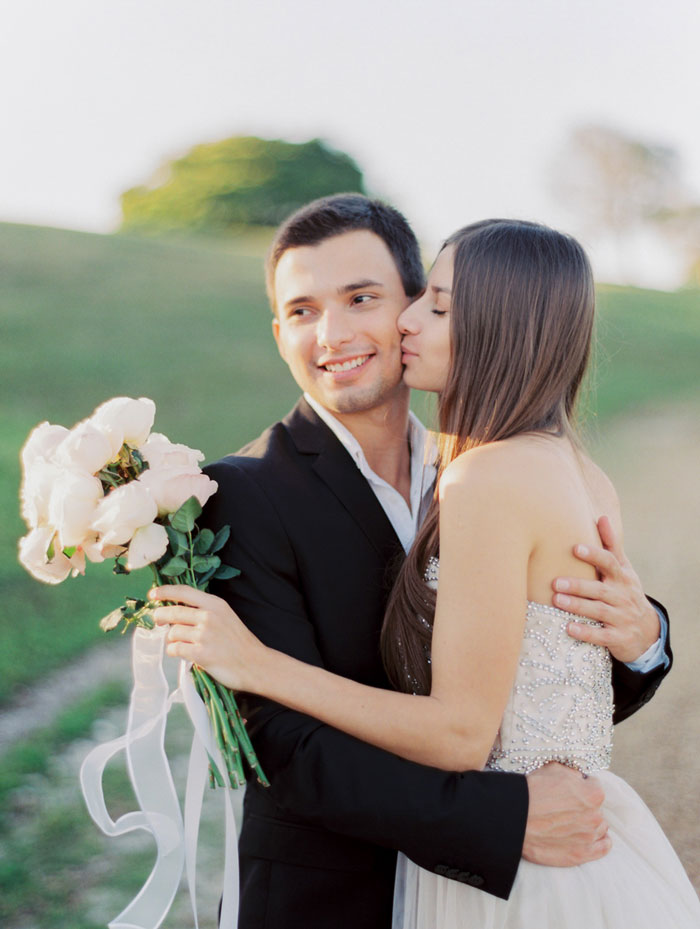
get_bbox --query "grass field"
[2,221,699,703]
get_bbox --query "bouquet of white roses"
[18,396,268,790]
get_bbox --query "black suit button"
[445,868,461,880]
[467,874,485,887]
[456,871,471,883]
[434,864,449,876]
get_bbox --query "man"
[202,195,670,928]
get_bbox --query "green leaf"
[193,528,215,554]
[191,554,220,574]
[131,448,149,474]
[213,564,241,581]
[210,525,231,553]
[168,496,202,533]
[196,566,218,589]
[63,545,77,558]
[165,525,188,556]
[125,597,146,611]
[160,556,188,577]
[99,607,125,632]
[113,557,129,575]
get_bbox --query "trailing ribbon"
[79,625,239,929]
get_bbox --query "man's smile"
[318,353,374,374]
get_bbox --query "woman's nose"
[398,302,420,334]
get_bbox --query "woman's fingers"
[149,585,218,609]
[165,622,200,644]
[166,639,198,662]
[153,604,203,627]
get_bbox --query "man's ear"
[271,317,287,363]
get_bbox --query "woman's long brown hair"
[380,219,595,695]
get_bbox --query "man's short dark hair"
[266,194,425,312]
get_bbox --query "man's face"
[272,230,412,416]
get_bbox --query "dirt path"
[591,398,700,890]
[2,398,699,905]
[0,637,130,754]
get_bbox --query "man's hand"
[553,516,660,664]
[523,764,611,866]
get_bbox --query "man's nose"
[316,308,354,349]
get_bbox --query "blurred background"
[1,1,699,926]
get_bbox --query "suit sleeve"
[610,597,672,724]
[201,459,528,900]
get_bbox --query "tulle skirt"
[393,771,700,928]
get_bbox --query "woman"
[153,220,700,926]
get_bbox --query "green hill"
[1,222,699,700]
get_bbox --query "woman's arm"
[155,450,532,772]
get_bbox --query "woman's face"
[398,245,453,393]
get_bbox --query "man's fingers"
[553,593,617,625]
[569,543,622,580]
[567,620,613,648]
[588,834,613,862]
[597,515,628,566]
[553,576,620,607]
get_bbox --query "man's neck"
[330,395,412,500]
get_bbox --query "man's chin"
[316,381,407,416]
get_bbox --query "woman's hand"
[150,585,268,692]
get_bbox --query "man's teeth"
[324,355,369,372]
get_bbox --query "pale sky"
[2,0,699,286]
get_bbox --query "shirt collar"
[303,392,437,484]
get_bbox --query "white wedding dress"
[393,561,700,928]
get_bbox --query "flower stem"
[216,682,270,787]
[193,666,246,787]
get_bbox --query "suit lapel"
[283,399,405,564]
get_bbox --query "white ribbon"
[80,625,240,929]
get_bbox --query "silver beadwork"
[415,559,614,775]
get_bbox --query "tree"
[551,124,698,284]
[120,136,366,233]
[551,125,684,239]
[655,205,700,287]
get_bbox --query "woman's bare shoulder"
[438,436,556,508]
[441,435,561,484]
[576,450,622,528]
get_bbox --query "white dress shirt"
[303,393,667,671]
[304,393,436,553]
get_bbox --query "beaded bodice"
[424,558,613,775]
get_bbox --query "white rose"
[81,536,126,564]
[20,458,62,529]
[48,470,105,549]
[68,548,87,576]
[138,468,217,517]
[18,527,72,585]
[54,420,115,475]
[126,523,169,571]
[90,397,156,459]
[20,421,69,471]
[138,432,204,472]
[91,481,158,547]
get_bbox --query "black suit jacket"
[202,399,671,929]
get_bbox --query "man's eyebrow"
[338,279,384,294]
[282,280,384,310]
[283,295,314,310]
